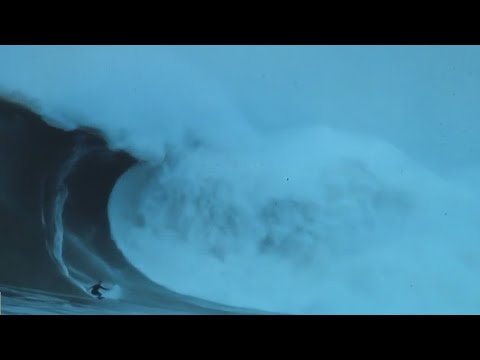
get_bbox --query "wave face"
[0,98,243,314]
[1,46,480,314]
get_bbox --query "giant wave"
[1,45,480,314]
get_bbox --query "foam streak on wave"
[47,140,97,294]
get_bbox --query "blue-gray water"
[0,45,479,314]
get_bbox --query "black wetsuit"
[90,283,108,299]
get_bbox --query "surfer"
[89,281,109,300]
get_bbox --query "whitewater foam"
[107,123,480,313]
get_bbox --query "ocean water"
[1,45,479,314]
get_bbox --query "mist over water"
[1,45,480,314]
